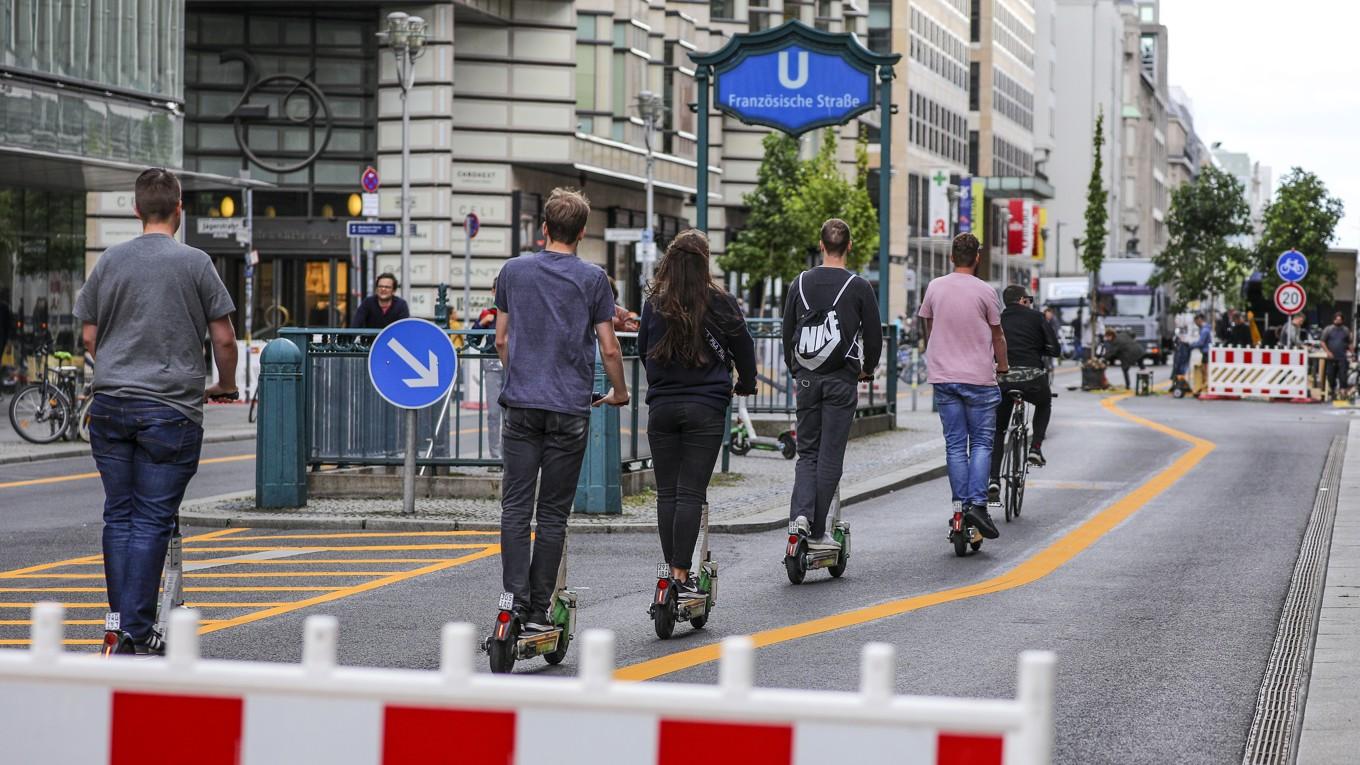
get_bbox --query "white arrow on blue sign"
[1276,249,1308,283]
[367,318,458,409]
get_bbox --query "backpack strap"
[830,273,856,307]
[797,271,810,311]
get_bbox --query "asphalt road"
[0,391,1345,763]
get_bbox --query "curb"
[0,431,255,466]
[180,459,948,535]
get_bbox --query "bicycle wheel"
[8,384,72,444]
[1012,428,1030,518]
[1006,428,1025,520]
[999,435,1014,522]
[75,395,94,442]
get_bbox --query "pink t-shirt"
[917,272,1001,386]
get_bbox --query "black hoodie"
[637,290,757,411]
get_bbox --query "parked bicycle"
[8,343,91,444]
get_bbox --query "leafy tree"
[1151,165,1253,312]
[1256,167,1345,306]
[1081,108,1109,354]
[784,128,879,274]
[720,133,804,288]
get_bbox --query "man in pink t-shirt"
[917,233,1009,539]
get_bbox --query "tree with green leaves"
[784,128,879,274]
[1151,165,1253,313]
[1081,108,1109,354]
[720,133,805,296]
[1256,167,1345,307]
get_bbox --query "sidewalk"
[0,401,255,464]
[183,407,948,533]
[1297,420,1360,761]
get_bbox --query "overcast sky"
[1159,0,1360,249]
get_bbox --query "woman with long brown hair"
[637,229,756,594]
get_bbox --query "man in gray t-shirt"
[491,187,628,631]
[74,168,238,655]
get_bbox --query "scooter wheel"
[778,433,797,460]
[488,639,515,674]
[689,613,709,630]
[728,434,751,456]
[653,594,676,640]
[970,540,983,552]
[544,631,570,665]
[785,549,807,585]
[952,533,968,558]
[1172,387,1185,399]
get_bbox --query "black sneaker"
[133,630,166,656]
[964,504,1000,539]
[677,576,703,598]
[987,481,1001,502]
[1028,445,1046,467]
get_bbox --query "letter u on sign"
[779,51,809,89]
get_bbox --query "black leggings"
[647,401,726,570]
[990,378,1052,480]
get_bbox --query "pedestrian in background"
[75,168,238,655]
[476,277,504,464]
[351,273,409,329]
[1278,313,1306,347]
[782,219,882,548]
[494,188,628,631]
[638,229,756,591]
[1322,312,1353,400]
[1102,329,1145,389]
[918,232,1005,540]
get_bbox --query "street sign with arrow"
[367,318,458,409]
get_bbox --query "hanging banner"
[928,169,951,238]
[957,177,973,235]
[1033,205,1046,261]
[972,179,985,245]
[1007,199,1026,254]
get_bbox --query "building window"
[576,46,597,111]
[968,130,979,176]
[969,62,980,110]
[711,0,734,19]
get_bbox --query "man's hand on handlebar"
[205,383,239,403]
[593,387,629,408]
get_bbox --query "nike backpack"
[790,271,858,373]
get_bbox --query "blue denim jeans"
[88,395,203,641]
[933,383,1001,507]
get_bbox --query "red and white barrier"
[0,604,1055,765]
[1204,345,1310,401]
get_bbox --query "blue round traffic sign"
[1275,249,1308,283]
[361,166,380,194]
[368,319,458,409]
[464,213,480,240]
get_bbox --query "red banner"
[1007,199,1026,255]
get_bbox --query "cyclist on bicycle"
[988,286,1060,502]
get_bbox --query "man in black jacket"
[351,273,410,329]
[782,219,882,546]
[988,286,1060,500]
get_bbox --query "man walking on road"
[75,168,238,654]
[782,219,882,546]
[1322,312,1353,400]
[494,188,628,631]
[918,233,1007,539]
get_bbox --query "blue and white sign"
[368,319,458,409]
[715,46,874,135]
[348,221,398,238]
[1276,248,1308,283]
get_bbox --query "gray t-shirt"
[74,233,235,424]
[494,250,615,416]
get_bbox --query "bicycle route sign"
[1275,249,1308,283]
[1274,282,1307,315]
[368,318,458,409]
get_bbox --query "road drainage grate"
[1241,434,1344,764]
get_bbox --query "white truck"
[1039,277,1091,359]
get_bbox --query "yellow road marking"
[615,392,1215,682]
[181,544,494,552]
[0,528,245,578]
[197,545,503,635]
[0,454,254,490]
[179,558,456,565]
[0,602,293,609]
[0,619,226,626]
[0,639,102,646]
[4,572,418,579]
[0,586,345,593]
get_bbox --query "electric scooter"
[783,488,850,584]
[729,396,796,460]
[484,535,578,674]
[101,515,184,656]
[650,503,716,639]
[948,504,985,557]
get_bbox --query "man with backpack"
[782,218,882,546]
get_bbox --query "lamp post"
[379,11,428,304]
[636,91,665,287]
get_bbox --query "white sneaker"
[808,533,840,550]
[792,516,811,536]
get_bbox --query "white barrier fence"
[0,604,1055,765]
[1205,345,1310,401]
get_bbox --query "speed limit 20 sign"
[1274,282,1307,315]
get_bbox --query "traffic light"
[434,283,449,325]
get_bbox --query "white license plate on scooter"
[656,563,670,579]
[104,613,120,631]
[496,592,515,611]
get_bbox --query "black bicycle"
[8,344,85,444]
[997,391,1031,522]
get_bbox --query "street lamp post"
[379,12,428,305]
[636,91,665,287]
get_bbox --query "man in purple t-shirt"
[917,233,1009,539]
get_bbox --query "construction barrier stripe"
[1207,345,1309,400]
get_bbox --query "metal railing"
[744,318,898,418]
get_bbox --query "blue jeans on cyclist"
[88,395,203,643]
[933,383,1000,508]
[989,375,1053,484]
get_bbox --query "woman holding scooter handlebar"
[638,230,756,636]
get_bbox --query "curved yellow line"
[615,393,1215,681]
